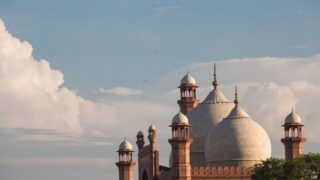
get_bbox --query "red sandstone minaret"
[136,130,144,179]
[169,112,193,180]
[116,138,136,180]
[148,125,160,179]
[178,72,199,114]
[281,109,306,160]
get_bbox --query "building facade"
[116,65,306,180]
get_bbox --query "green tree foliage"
[252,153,320,180]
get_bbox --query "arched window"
[142,169,148,180]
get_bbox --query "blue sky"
[1,1,320,179]
[1,0,320,95]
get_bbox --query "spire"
[212,63,218,90]
[234,86,239,105]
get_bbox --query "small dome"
[149,124,156,131]
[180,72,196,86]
[172,112,189,125]
[285,110,302,124]
[119,138,133,151]
[137,130,144,137]
[205,104,271,167]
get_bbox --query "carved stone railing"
[192,166,254,177]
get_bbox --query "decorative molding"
[191,166,254,177]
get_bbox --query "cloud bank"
[0,19,319,146]
[153,55,320,142]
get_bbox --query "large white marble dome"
[187,86,234,166]
[205,102,271,167]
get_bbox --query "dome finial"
[212,63,218,90]
[291,107,294,113]
[234,86,239,105]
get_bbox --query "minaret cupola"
[178,71,199,114]
[281,108,306,159]
[116,138,136,180]
[171,112,191,140]
[118,137,134,162]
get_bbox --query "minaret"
[148,125,160,179]
[178,71,199,114]
[281,109,306,160]
[116,138,136,180]
[136,130,144,179]
[169,112,193,180]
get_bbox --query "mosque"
[115,65,306,180]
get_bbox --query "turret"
[281,109,306,159]
[169,112,193,180]
[136,130,145,180]
[147,125,160,179]
[116,138,136,180]
[136,130,145,149]
[178,72,199,114]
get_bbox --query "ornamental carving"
[191,166,254,177]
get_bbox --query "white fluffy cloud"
[0,19,174,137]
[0,20,80,135]
[0,20,119,136]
